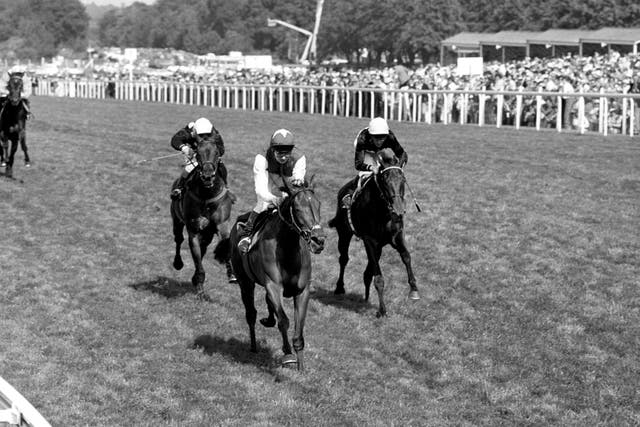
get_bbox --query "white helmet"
[368,117,389,135]
[193,117,213,135]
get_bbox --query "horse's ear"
[307,174,315,188]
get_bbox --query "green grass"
[0,96,638,426]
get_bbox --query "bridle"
[194,140,220,189]
[374,165,406,215]
[278,187,322,245]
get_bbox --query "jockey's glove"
[180,145,192,156]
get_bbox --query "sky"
[81,0,156,6]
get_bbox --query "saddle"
[236,209,276,252]
[341,173,373,209]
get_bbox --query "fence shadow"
[192,334,277,374]
[311,286,374,315]
[129,276,195,299]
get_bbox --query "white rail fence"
[34,78,640,137]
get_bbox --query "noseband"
[374,166,405,215]
[278,188,322,245]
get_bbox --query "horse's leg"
[172,210,184,270]
[0,133,6,167]
[363,239,385,317]
[334,224,353,295]
[392,231,420,300]
[188,234,211,302]
[292,285,311,371]
[5,137,18,178]
[217,221,237,283]
[264,280,293,362]
[259,292,276,327]
[19,130,29,165]
[239,281,257,352]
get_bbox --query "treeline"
[1,0,640,63]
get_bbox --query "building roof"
[440,32,490,48]
[526,29,595,46]
[478,31,542,47]
[579,27,640,44]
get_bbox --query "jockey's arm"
[291,155,306,184]
[253,155,278,204]
[387,132,408,167]
[170,128,193,151]
[214,131,225,157]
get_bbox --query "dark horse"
[0,72,30,177]
[170,135,235,301]
[328,148,419,317]
[214,177,325,371]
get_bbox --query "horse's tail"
[213,237,231,264]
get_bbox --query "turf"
[0,96,638,426]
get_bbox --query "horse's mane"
[377,148,398,167]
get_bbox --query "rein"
[375,165,405,214]
[277,188,321,246]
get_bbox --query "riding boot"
[238,210,259,253]
[342,177,361,208]
[170,171,189,200]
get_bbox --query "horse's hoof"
[260,317,276,328]
[228,274,238,284]
[281,354,297,367]
[173,259,183,270]
[408,290,420,300]
[376,310,387,318]
[197,292,212,302]
[24,162,30,168]
[334,287,345,295]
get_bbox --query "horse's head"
[6,73,24,106]
[194,134,220,188]
[281,175,326,254]
[374,148,406,219]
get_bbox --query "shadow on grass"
[312,287,374,314]
[192,334,277,374]
[129,276,195,299]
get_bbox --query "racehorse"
[0,72,30,177]
[213,177,325,371]
[170,135,235,301]
[328,147,419,317]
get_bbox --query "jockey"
[237,128,306,253]
[170,117,227,200]
[342,117,408,207]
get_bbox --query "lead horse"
[214,177,325,371]
[170,135,235,301]
[328,148,419,317]
[0,72,30,177]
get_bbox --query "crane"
[267,0,325,64]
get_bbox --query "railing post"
[496,94,503,128]
[578,96,586,134]
[556,95,562,132]
[536,90,542,131]
[515,88,523,130]
[630,97,636,137]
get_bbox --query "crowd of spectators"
[12,50,640,133]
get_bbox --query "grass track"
[0,96,639,426]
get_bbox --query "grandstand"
[441,27,640,64]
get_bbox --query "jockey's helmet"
[270,128,295,150]
[368,117,389,136]
[193,117,213,135]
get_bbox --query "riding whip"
[136,152,182,164]
[404,180,422,212]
